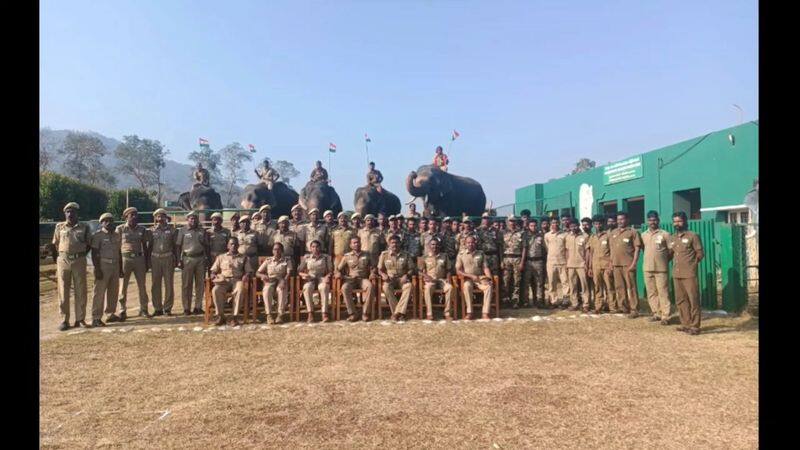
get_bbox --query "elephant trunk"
[405,171,427,198]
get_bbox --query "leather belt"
[59,251,86,260]
[100,258,118,264]
[503,254,522,258]
[122,252,142,258]
[152,252,174,258]
[183,252,205,258]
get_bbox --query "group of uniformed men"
[52,201,705,335]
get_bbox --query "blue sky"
[40,0,758,209]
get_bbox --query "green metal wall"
[515,121,759,222]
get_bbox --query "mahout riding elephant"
[240,181,298,217]
[353,185,401,217]
[299,180,343,216]
[405,164,486,217]
[178,185,223,211]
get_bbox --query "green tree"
[39,171,108,221]
[106,189,158,223]
[274,160,300,187]
[219,142,253,207]
[114,135,168,193]
[59,132,116,187]
[571,158,596,175]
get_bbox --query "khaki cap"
[337,212,347,219]
[482,212,490,218]
[63,202,80,212]
[277,215,290,224]
[123,207,138,217]
[443,216,452,222]
[406,216,417,221]
[185,210,198,218]
[350,213,362,221]
[210,212,223,219]
[364,214,375,221]
[308,208,320,215]
[291,204,304,212]
[323,210,334,217]
[238,214,251,222]
[153,208,168,217]
[99,212,114,222]
[462,216,473,223]
[507,215,520,222]
[258,204,271,213]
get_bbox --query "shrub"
[39,171,108,221]
[106,189,158,223]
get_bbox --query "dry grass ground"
[40,268,758,449]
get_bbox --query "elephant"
[299,180,343,216]
[405,164,487,217]
[178,185,223,211]
[353,185,401,217]
[240,181,299,217]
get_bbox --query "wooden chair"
[292,276,330,321]
[456,274,500,319]
[333,276,379,320]
[203,276,252,325]
[376,275,418,320]
[418,275,459,319]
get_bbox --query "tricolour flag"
[199,138,209,147]
[248,144,256,153]
[365,133,371,143]
[329,142,337,153]
[451,130,460,141]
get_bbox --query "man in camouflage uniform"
[378,234,416,321]
[377,213,388,235]
[254,205,276,256]
[257,242,293,324]
[418,217,428,235]
[439,217,458,267]
[358,214,385,267]
[502,216,527,308]
[90,212,121,327]
[335,236,375,322]
[298,240,333,322]
[149,208,177,316]
[421,237,455,320]
[478,212,503,298]
[117,207,153,320]
[53,202,91,330]
[209,237,248,326]
[207,212,231,270]
[407,202,421,218]
[176,211,208,315]
[456,235,494,320]
[331,212,354,265]
[587,215,615,314]
[236,215,260,277]
[457,216,481,255]
[303,208,330,255]
[522,218,547,308]
[384,215,405,246]
[403,216,423,262]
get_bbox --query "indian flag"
[451,130,460,141]
[329,142,337,153]
[198,138,209,147]
[365,133,371,143]
[248,144,256,153]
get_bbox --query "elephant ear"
[439,174,453,196]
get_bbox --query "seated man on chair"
[378,234,416,322]
[456,235,494,320]
[209,237,249,326]
[298,240,333,323]
[257,242,293,324]
[335,236,375,322]
[421,237,455,321]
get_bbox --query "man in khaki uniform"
[421,217,440,253]
[149,208,177,316]
[456,235,494,320]
[421,237,455,320]
[350,212,363,231]
[90,212,122,326]
[257,242,293,324]
[290,204,307,235]
[544,219,568,308]
[332,212,354,265]
[668,212,705,335]
[53,202,91,330]
[209,237,248,326]
[176,211,208,315]
[323,210,336,230]
[207,212,231,269]
[609,211,643,318]
[303,208,330,254]
[236,215,259,275]
[335,236,375,322]
[117,207,152,320]
[642,211,672,324]
[359,214,385,266]
[298,240,333,322]
[501,215,527,308]
[565,218,590,311]
[272,215,300,265]
[378,234,416,321]
[587,215,615,314]
[522,218,547,308]
[254,205,276,256]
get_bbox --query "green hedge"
[39,171,108,221]
[107,189,157,223]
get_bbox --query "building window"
[727,209,751,224]
[623,196,645,228]
[560,207,575,220]
[673,188,702,220]
[600,200,618,217]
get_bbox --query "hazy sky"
[40,0,758,209]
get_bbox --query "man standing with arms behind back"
[609,212,643,318]
[176,211,208,316]
[117,207,152,320]
[668,211,705,335]
[52,202,91,330]
[642,211,672,324]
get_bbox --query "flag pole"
[365,139,370,167]
[328,149,332,185]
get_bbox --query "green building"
[514,121,759,227]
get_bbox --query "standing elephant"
[299,180,343,216]
[406,165,486,217]
[178,185,223,211]
[354,185,401,217]
[240,181,298,217]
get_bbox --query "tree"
[59,132,116,187]
[114,135,168,195]
[219,142,253,207]
[107,189,158,223]
[273,160,300,187]
[571,158,596,175]
[188,145,222,187]
[39,129,60,174]
[39,171,108,221]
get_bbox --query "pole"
[328,151,332,185]
[733,104,744,125]
[365,140,370,167]
[126,188,129,208]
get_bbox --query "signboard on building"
[603,155,643,185]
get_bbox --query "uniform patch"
[682,238,689,244]
[623,238,630,243]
